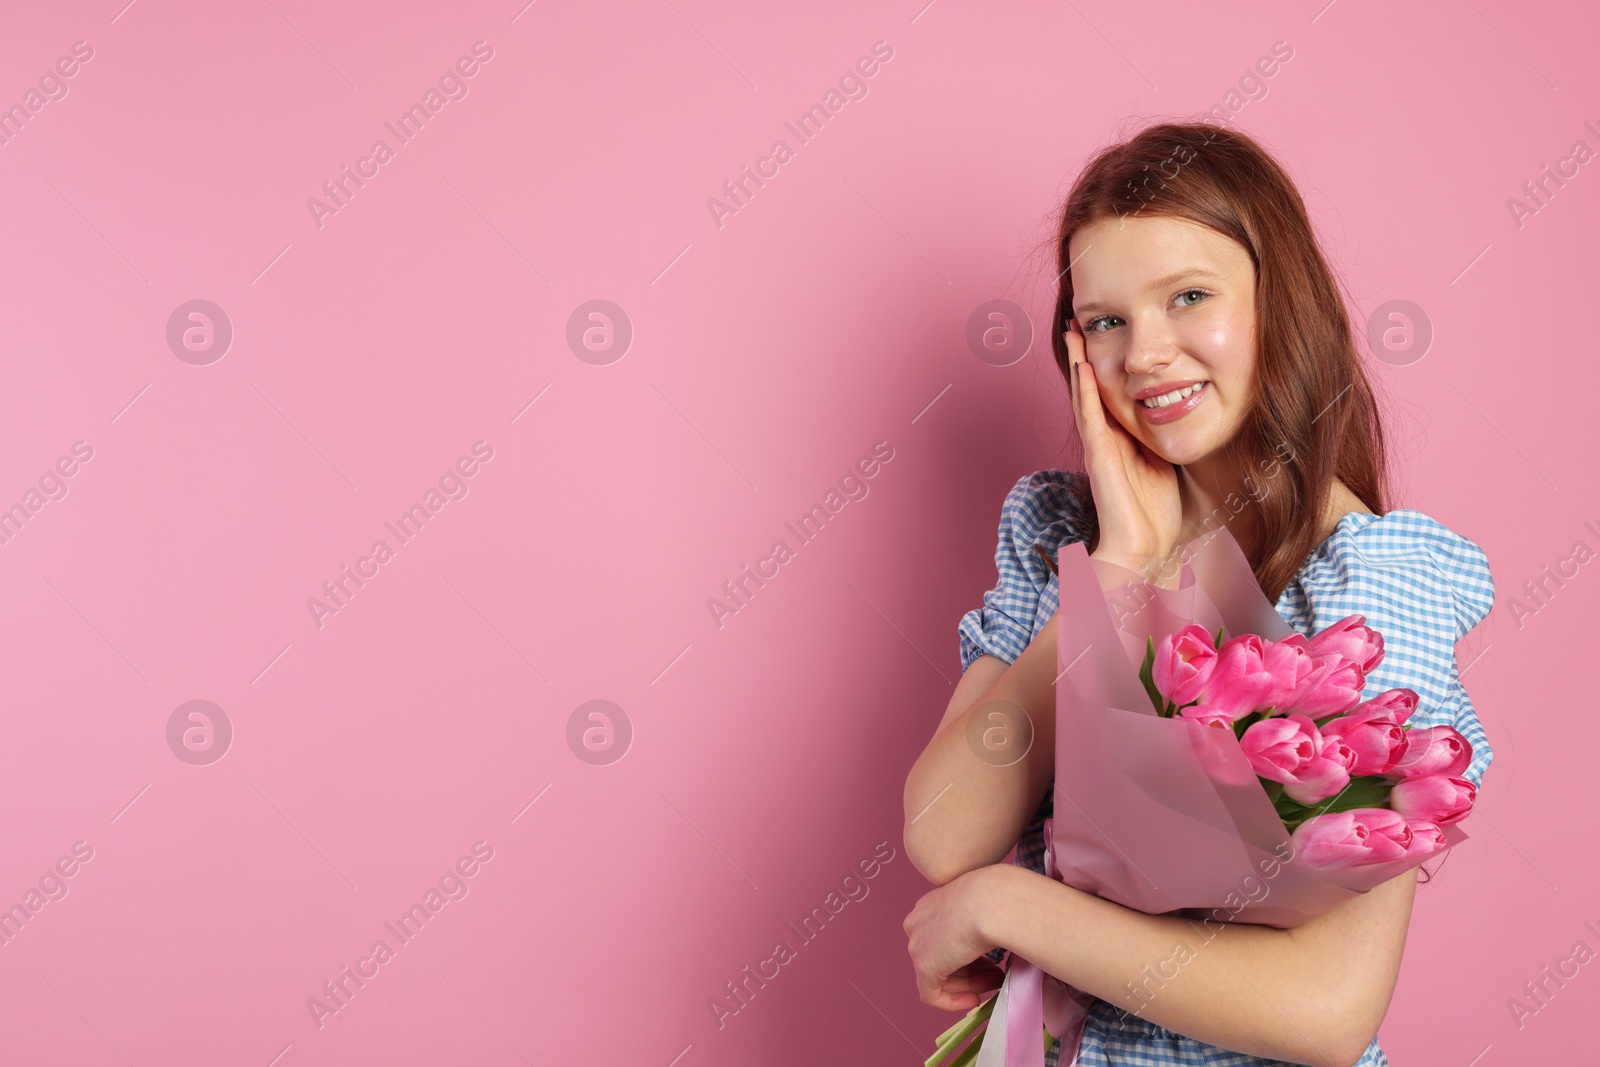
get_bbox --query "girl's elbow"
[1272,1014,1369,1067]
[1331,1038,1375,1067]
[1325,1036,1371,1067]
[901,824,963,886]
[1322,989,1390,1067]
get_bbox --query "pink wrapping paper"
[979,526,1468,1067]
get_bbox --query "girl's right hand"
[1065,318,1184,576]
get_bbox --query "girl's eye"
[1079,289,1210,334]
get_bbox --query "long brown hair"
[1048,120,1391,602]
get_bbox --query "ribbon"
[975,817,1098,1067]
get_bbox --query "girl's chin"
[1116,414,1222,467]
[1138,433,1220,468]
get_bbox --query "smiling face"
[1068,215,1258,469]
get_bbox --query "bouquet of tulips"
[1143,617,1477,869]
[927,526,1484,1067]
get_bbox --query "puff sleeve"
[956,470,1095,673]
[1278,510,1496,790]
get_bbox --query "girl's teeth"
[1141,382,1205,408]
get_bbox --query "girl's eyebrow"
[1073,266,1224,316]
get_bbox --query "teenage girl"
[901,121,1494,1067]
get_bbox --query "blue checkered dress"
[958,469,1496,1067]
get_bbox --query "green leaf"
[1214,625,1228,649]
[1274,794,1308,818]
[1139,635,1168,716]
[1269,775,1394,827]
[1309,775,1393,815]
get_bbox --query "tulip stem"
[925,997,994,1067]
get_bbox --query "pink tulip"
[1197,634,1277,718]
[1402,820,1448,861]
[1388,725,1472,779]
[1389,774,1476,825]
[1319,711,1409,776]
[1345,688,1418,726]
[1291,808,1413,869]
[1153,624,1220,705]
[1239,714,1320,782]
[1177,703,1235,729]
[1282,750,1354,805]
[1307,614,1385,673]
[1238,715,1356,804]
[1259,634,1315,712]
[1282,655,1366,718]
[1322,734,1358,771]
[1346,809,1414,861]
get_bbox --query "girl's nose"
[1124,327,1177,377]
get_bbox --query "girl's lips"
[1139,381,1208,425]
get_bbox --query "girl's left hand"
[903,866,1010,1010]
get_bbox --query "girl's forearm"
[980,864,1373,1067]
[906,559,1176,885]
[903,617,1061,885]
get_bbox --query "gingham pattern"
[959,469,1497,1067]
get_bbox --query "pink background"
[1,1,1596,1063]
